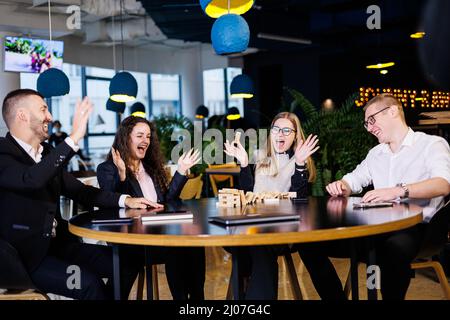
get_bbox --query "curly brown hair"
[107,116,169,194]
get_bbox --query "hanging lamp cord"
[112,15,117,72]
[48,0,53,57]
[120,0,125,71]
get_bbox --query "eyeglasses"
[363,106,391,129]
[270,126,296,136]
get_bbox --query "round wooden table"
[69,197,424,300]
[69,197,423,246]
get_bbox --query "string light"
[355,87,450,109]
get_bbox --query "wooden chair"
[344,197,450,300]
[208,162,237,197]
[180,174,203,200]
[0,238,49,300]
[226,252,303,300]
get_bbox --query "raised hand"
[295,134,319,166]
[70,97,93,144]
[111,147,126,181]
[224,139,249,167]
[177,148,201,175]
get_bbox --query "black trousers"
[30,241,141,300]
[164,247,206,300]
[227,246,285,300]
[295,225,425,300]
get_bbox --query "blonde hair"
[364,94,405,122]
[256,112,316,183]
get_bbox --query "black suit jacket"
[0,133,122,271]
[97,160,187,202]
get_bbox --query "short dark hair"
[2,89,44,129]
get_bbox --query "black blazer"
[97,160,188,202]
[0,133,122,271]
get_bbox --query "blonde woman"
[224,112,319,299]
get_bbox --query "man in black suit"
[0,89,160,300]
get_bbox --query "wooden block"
[219,188,240,195]
[218,193,241,208]
[239,190,247,206]
[287,192,297,199]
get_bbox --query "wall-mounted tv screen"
[4,36,64,73]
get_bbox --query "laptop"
[208,212,300,226]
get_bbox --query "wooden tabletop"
[204,167,241,175]
[69,197,426,247]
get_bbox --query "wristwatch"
[396,183,409,199]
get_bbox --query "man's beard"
[29,114,49,141]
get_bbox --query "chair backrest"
[180,174,203,200]
[208,162,237,182]
[417,196,450,259]
[0,238,36,290]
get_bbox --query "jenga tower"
[218,189,241,207]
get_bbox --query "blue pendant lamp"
[130,102,146,118]
[200,0,254,18]
[109,0,138,103]
[37,68,70,98]
[109,71,138,103]
[226,107,241,120]
[106,98,126,113]
[195,105,209,119]
[230,74,254,98]
[211,14,250,55]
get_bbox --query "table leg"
[145,247,154,300]
[205,173,210,198]
[231,253,245,300]
[112,245,121,300]
[350,241,359,301]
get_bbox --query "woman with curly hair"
[97,116,205,300]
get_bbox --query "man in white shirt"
[0,89,161,300]
[297,94,450,300]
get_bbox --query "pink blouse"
[136,162,158,202]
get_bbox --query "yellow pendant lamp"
[200,0,254,18]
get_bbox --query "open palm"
[224,139,249,167]
[295,134,319,165]
[178,149,201,175]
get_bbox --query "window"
[203,68,244,117]
[20,64,182,165]
[150,74,181,117]
[203,69,226,116]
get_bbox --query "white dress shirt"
[343,128,450,204]
[11,135,128,207]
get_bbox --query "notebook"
[208,213,300,226]
[140,210,193,222]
